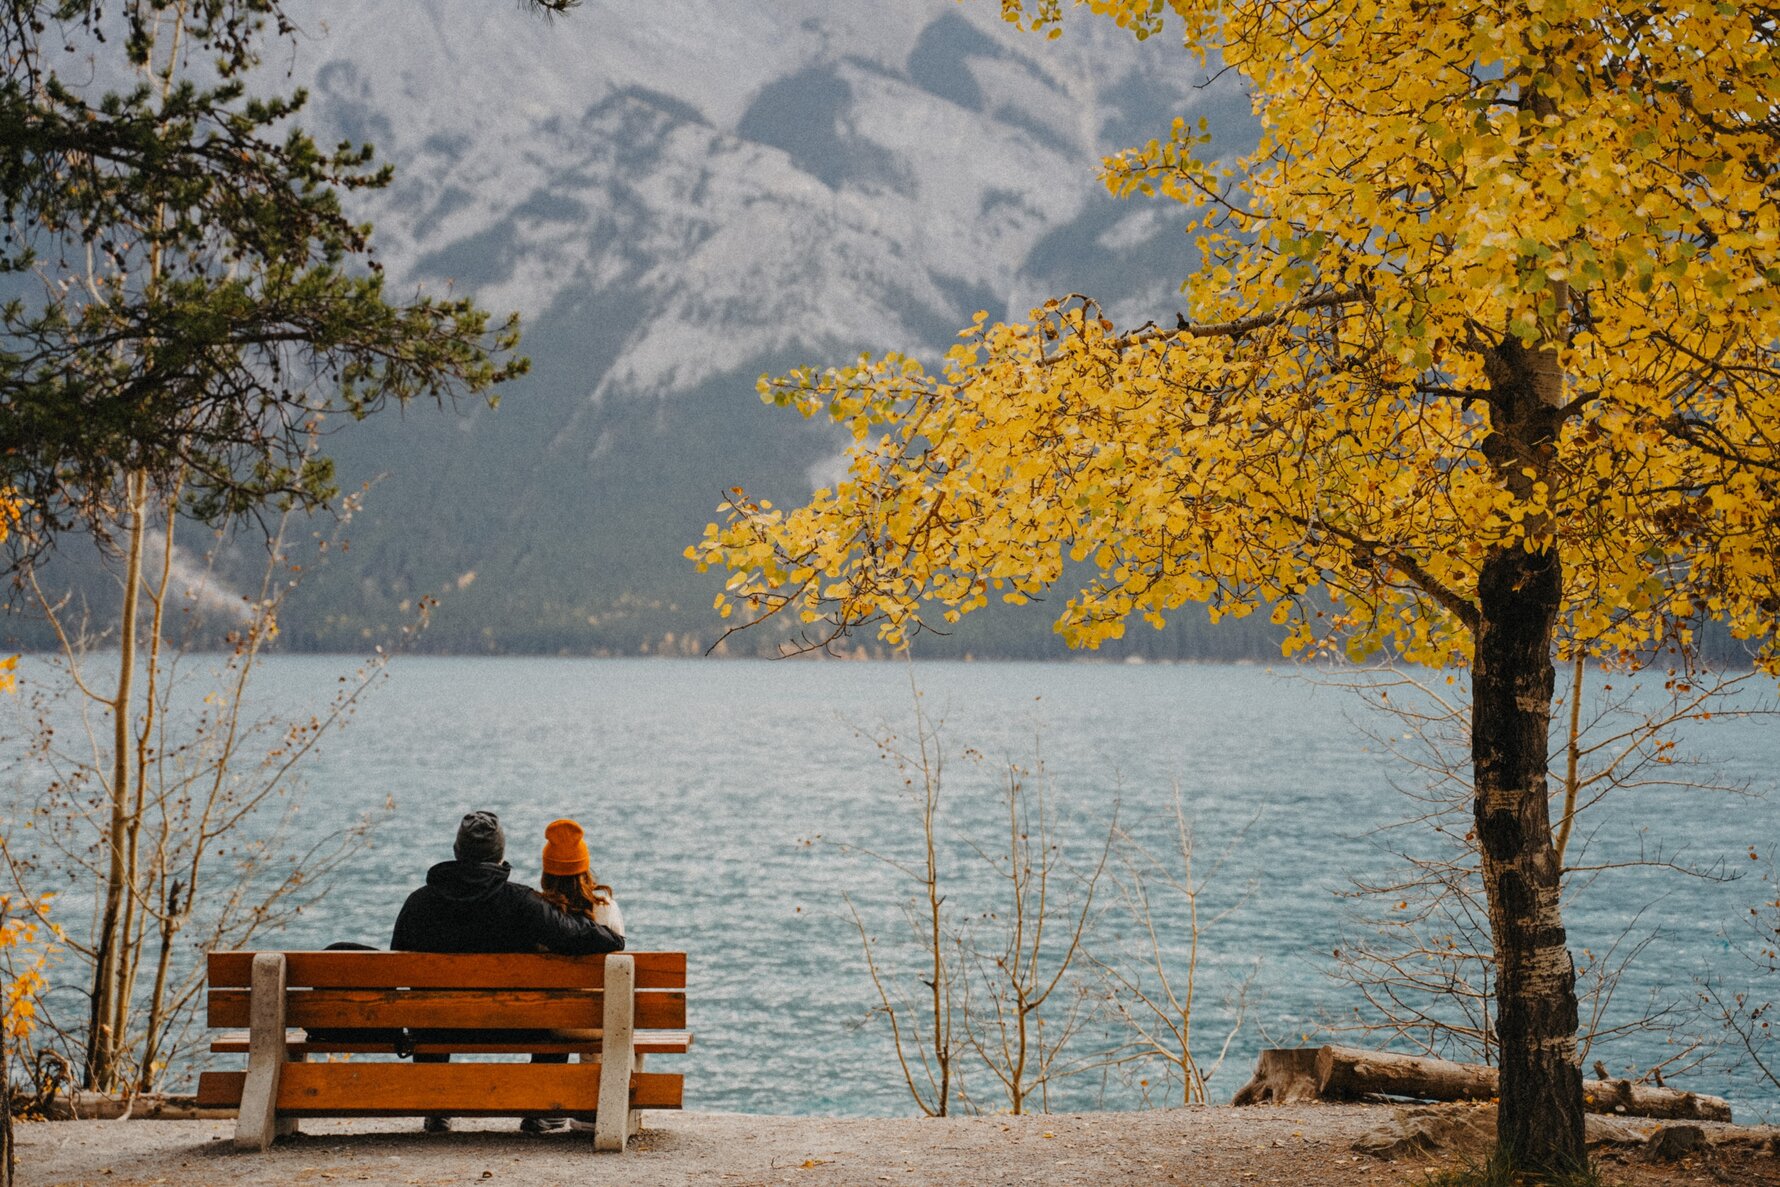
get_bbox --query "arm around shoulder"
[594,895,625,939]
[523,889,625,955]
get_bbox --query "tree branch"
[1037,289,1359,368]
[1283,512,1480,634]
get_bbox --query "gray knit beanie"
[453,810,506,863]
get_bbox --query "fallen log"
[1313,1045,1732,1123]
[1580,1077,1732,1123]
[37,1092,234,1121]
[1316,1045,1494,1103]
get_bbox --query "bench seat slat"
[208,988,686,1030]
[207,951,685,991]
[207,1029,694,1056]
[197,1064,683,1115]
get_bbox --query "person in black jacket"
[393,810,624,1134]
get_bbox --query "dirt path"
[17,1106,1780,1187]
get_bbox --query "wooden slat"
[209,988,600,1030]
[208,988,686,1031]
[197,1071,241,1108]
[197,1064,683,1114]
[209,1029,694,1056]
[207,951,685,991]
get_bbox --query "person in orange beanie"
[538,818,625,938]
[521,817,628,1135]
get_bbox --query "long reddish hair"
[538,870,613,920]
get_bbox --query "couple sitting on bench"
[392,810,626,1136]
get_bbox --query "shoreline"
[19,1104,1780,1187]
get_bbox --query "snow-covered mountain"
[263,0,1260,656]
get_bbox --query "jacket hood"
[423,859,514,904]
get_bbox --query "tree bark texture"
[2,1027,12,1187]
[1472,538,1585,1172]
[1464,312,1589,1175]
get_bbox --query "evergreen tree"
[0,1,527,555]
[0,0,536,1089]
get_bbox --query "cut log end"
[1232,1049,1322,1106]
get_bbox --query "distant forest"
[5,533,1754,667]
[0,535,1286,661]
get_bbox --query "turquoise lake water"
[6,656,1777,1118]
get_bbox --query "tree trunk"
[137,900,180,1095]
[129,495,180,1092]
[2,1017,12,1187]
[1472,539,1585,1173]
[112,497,174,1082]
[84,470,148,1091]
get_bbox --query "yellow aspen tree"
[0,498,41,1187]
[2,896,56,1187]
[0,493,12,695]
[693,2,1780,1174]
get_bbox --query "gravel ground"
[17,1106,1780,1187]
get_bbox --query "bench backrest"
[206,950,687,1032]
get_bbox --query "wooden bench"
[196,949,689,1152]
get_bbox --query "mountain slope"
[259,2,1267,656]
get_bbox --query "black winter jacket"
[390,860,625,955]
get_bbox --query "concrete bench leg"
[594,954,635,1152]
[235,953,294,1150]
[276,1049,306,1139]
[629,1053,645,1137]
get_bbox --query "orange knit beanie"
[541,818,590,876]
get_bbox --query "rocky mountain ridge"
[16,1,1282,659]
